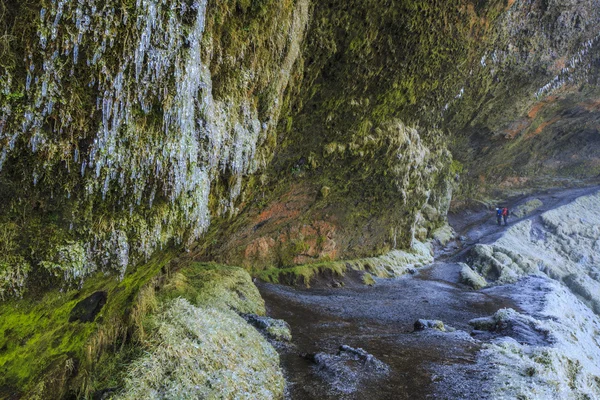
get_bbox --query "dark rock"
[243,314,292,342]
[69,291,107,323]
[307,344,389,394]
[92,387,118,400]
[414,319,446,332]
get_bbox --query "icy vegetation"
[469,191,600,311]
[466,191,600,398]
[115,298,285,400]
[459,262,487,290]
[348,239,434,279]
[115,263,287,399]
[512,198,543,218]
[0,0,307,288]
[474,277,600,399]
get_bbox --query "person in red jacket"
[502,207,509,226]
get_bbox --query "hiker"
[496,207,502,226]
[502,207,509,225]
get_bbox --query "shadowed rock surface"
[68,291,107,323]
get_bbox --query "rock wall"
[0,0,307,293]
[1,0,600,288]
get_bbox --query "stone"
[244,314,292,342]
[306,344,389,394]
[459,263,487,289]
[512,199,543,218]
[432,224,456,246]
[413,319,446,332]
[69,291,107,323]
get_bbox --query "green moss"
[159,262,266,316]
[362,272,376,286]
[0,249,175,398]
[114,298,285,400]
[258,261,347,287]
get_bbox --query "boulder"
[459,263,487,289]
[244,314,292,342]
[305,344,389,394]
[413,319,446,332]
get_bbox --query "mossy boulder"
[115,298,284,400]
[459,263,488,290]
[513,199,544,218]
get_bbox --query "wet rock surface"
[303,345,389,395]
[68,291,107,323]
[243,314,292,342]
[258,263,513,399]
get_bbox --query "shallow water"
[259,264,515,399]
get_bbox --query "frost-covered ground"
[261,187,600,399]
[462,190,600,399]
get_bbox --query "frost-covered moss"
[459,263,487,290]
[513,199,544,218]
[0,0,308,294]
[432,224,456,246]
[472,278,600,399]
[115,298,284,400]
[39,241,91,284]
[259,239,433,286]
[161,262,266,315]
[468,191,600,310]
[0,256,30,300]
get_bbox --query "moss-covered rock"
[115,298,284,400]
[0,249,175,398]
[258,239,433,287]
[161,263,266,316]
[459,262,488,290]
[513,199,544,218]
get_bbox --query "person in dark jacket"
[496,207,502,226]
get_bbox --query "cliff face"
[1,0,600,395]
[202,0,600,269]
[1,0,599,287]
[0,0,307,295]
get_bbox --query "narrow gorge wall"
[0,0,307,295]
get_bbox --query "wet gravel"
[258,263,515,399]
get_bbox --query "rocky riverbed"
[259,185,600,399]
